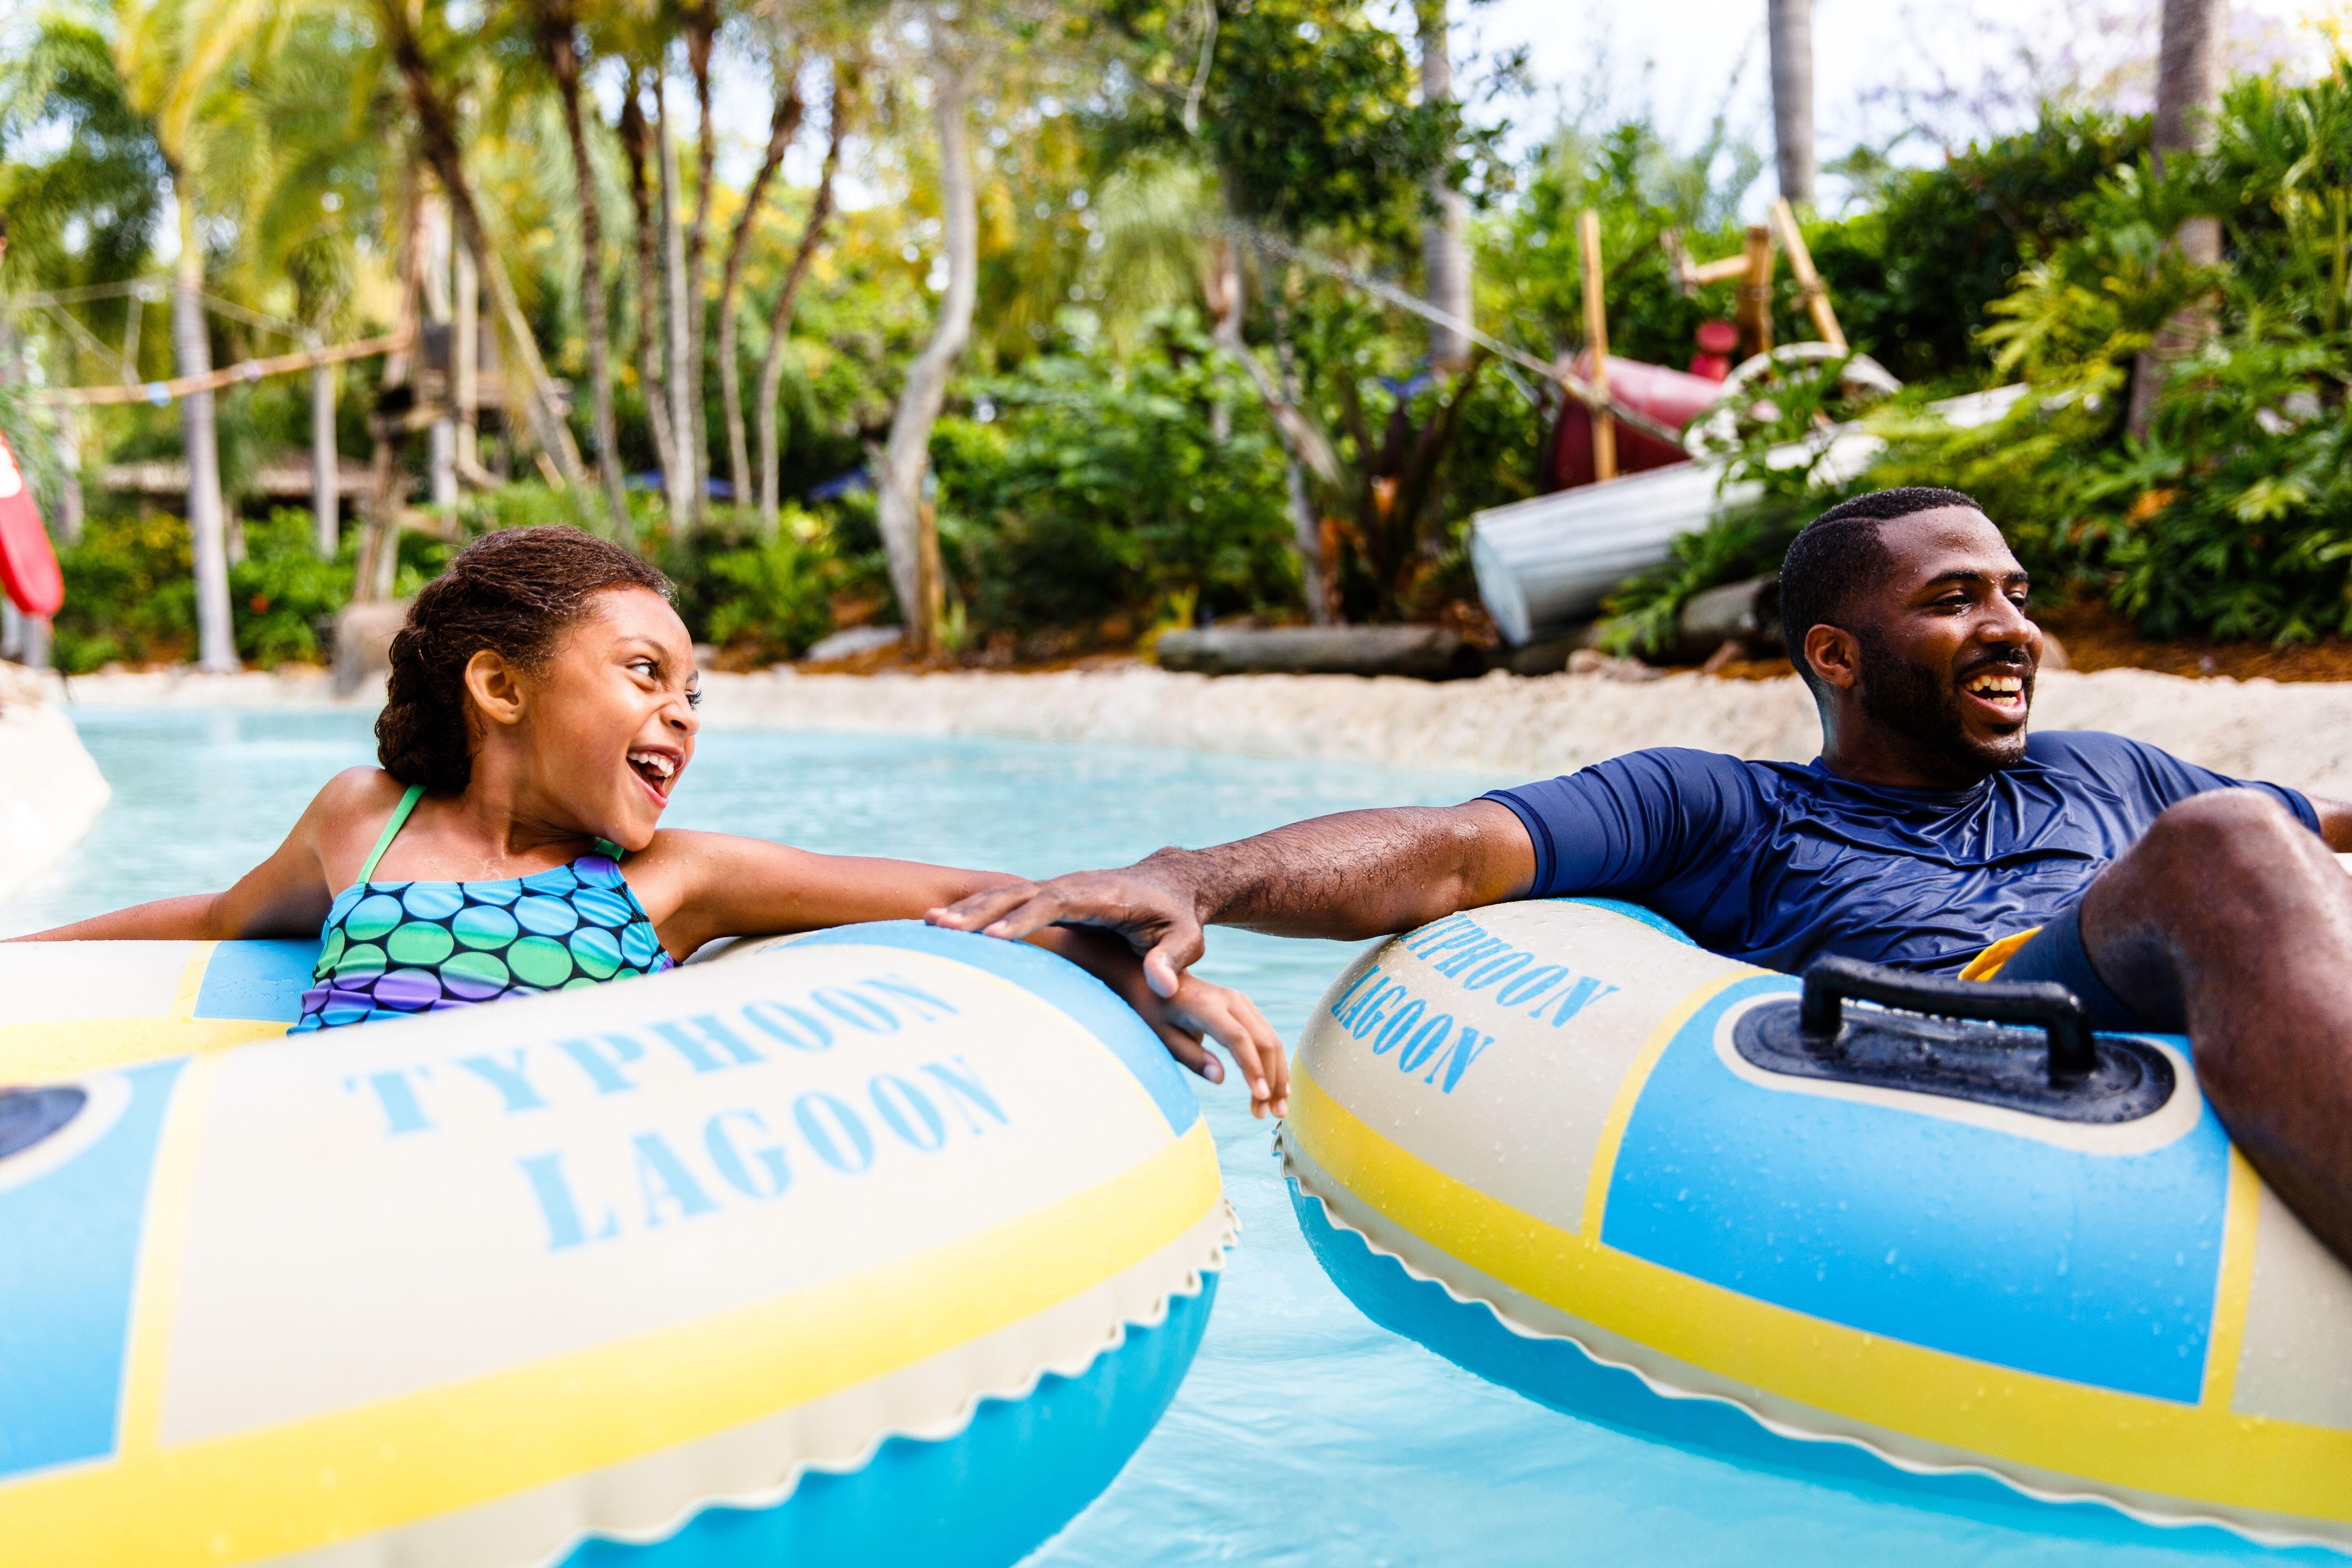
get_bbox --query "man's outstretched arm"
[927,801,1537,998]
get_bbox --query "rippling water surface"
[2,710,2307,1566]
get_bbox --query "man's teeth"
[629,751,677,780]
[1964,673,2025,699]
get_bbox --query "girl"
[19,526,1288,1116]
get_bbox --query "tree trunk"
[379,0,587,488]
[2129,0,2226,439]
[1768,0,1816,209]
[172,196,236,672]
[536,0,634,537]
[720,69,806,510]
[311,362,338,556]
[657,82,697,528]
[876,64,978,651]
[618,77,677,487]
[682,2,719,523]
[1416,0,1471,369]
[1209,233,1336,621]
[758,69,852,525]
[424,192,458,508]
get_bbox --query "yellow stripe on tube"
[0,1118,1223,1566]
[1285,1065,2352,1531]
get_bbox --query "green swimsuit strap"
[359,784,426,883]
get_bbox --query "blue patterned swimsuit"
[292,784,674,1032]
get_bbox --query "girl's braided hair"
[376,526,671,792]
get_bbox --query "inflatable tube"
[0,921,1229,1566]
[1281,898,2352,1552]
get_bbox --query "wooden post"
[454,238,479,476]
[1577,208,1616,483]
[1737,224,1776,360]
[1769,198,1846,349]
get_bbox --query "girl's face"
[510,586,700,850]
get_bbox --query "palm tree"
[2127,0,2225,438]
[115,0,275,670]
[678,0,722,526]
[718,47,806,512]
[1768,0,1814,208]
[1415,0,1469,368]
[525,0,633,534]
[755,61,855,524]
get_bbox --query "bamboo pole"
[1737,224,1776,360]
[32,333,408,406]
[1577,208,1615,482]
[1769,197,1846,349]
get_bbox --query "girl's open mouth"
[627,748,680,802]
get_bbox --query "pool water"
[2,710,2319,1566]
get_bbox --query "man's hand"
[931,854,1207,998]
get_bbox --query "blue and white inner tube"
[0,922,1230,1566]
[1281,897,2352,1553]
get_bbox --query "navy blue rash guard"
[1484,730,2320,977]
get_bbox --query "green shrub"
[699,514,839,659]
[230,509,354,664]
[938,315,1300,635]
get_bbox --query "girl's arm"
[635,831,1290,1115]
[7,768,383,942]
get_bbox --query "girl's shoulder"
[310,768,414,882]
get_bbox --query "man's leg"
[2073,788,2352,1264]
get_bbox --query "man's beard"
[1854,626,2031,776]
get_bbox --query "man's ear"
[1803,624,1861,692]
[463,649,528,728]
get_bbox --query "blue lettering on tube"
[1542,976,1620,1027]
[347,1067,435,1135]
[1412,924,1490,962]
[743,1000,834,1052]
[795,1092,878,1174]
[1338,977,1393,1032]
[633,1132,720,1225]
[871,1075,948,1152]
[555,1033,646,1094]
[1432,937,1510,979]
[1396,1014,1453,1074]
[1401,914,1473,956]
[1351,983,1401,1040]
[652,1014,768,1073]
[1325,966,1385,1020]
[1432,1026,1493,1091]
[815,987,899,1033]
[1462,951,1533,991]
[519,1150,617,1250]
[705,1109,791,1200]
[863,975,960,1022]
[922,1057,1008,1134]
[1370,998,1423,1056]
[1495,965,1568,1008]
[452,1050,546,1114]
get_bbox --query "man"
[931,488,2352,1265]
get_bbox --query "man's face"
[1846,508,2041,777]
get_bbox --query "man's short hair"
[1779,487,1983,692]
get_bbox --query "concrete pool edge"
[33,663,2352,797]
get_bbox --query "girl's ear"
[463,648,528,728]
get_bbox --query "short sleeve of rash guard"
[2031,730,2321,834]
[1483,748,1766,898]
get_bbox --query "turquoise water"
[1,710,2320,1566]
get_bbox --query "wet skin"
[15,588,1290,1115]
[933,507,2352,1262]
